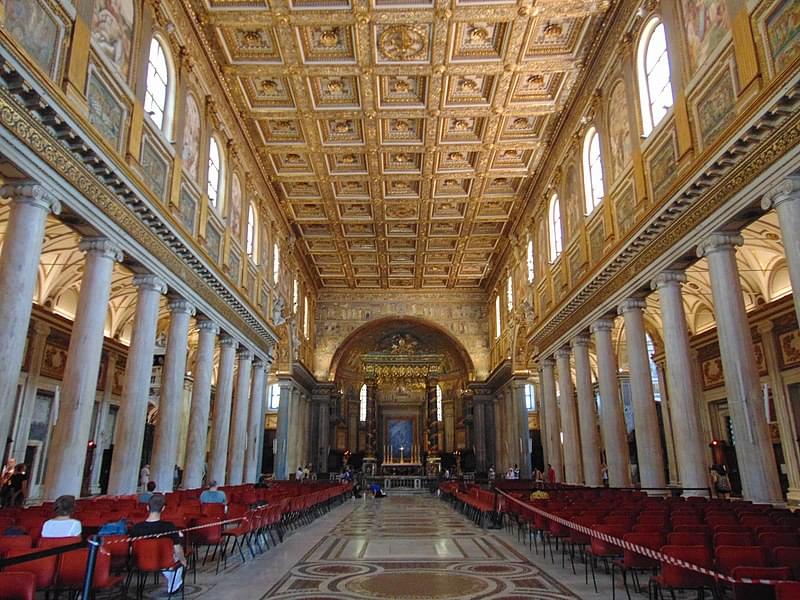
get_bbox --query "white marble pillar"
[556,347,582,483]
[315,395,330,474]
[227,349,253,485]
[651,271,709,495]
[151,299,195,492]
[208,334,237,485]
[43,238,122,500]
[762,176,800,326]
[591,318,631,487]
[302,394,312,467]
[698,233,783,503]
[535,372,549,470]
[183,318,219,489]
[493,395,504,470]
[472,397,487,472]
[89,352,117,494]
[287,388,302,474]
[573,334,602,486]
[619,299,666,490]
[244,357,269,483]
[11,321,51,461]
[0,183,61,456]
[541,358,563,481]
[107,274,166,495]
[513,382,532,478]
[274,382,292,480]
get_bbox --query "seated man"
[369,483,386,498]
[138,481,156,504]
[199,480,227,505]
[130,494,186,595]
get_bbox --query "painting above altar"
[387,418,413,453]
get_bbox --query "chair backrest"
[714,532,755,547]
[657,545,714,588]
[622,532,665,569]
[37,535,82,549]
[759,532,800,549]
[667,532,708,547]
[776,582,800,600]
[191,517,223,544]
[5,548,58,589]
[57,548,113,589]
[0,571,35,600]
[773,546,800,580]
[730,566,793,600]
[0,534,33,552]
[715,545,768,575]
[132,537,176,572]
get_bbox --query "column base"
[426,455,441,477]
[786,488,800,508]
[363,456,377,477]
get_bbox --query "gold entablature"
[362,353,443,382]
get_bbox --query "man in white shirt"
[41,495,82,538]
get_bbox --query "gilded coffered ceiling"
[190,0,612,289]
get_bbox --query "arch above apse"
[328,315,476,382]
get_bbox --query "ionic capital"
[541,357,556,369]
[252,357,265,369]
[696,232,744,258]
[761,175,800,211]
[132,273,168,295]
[219,334,237,349]
[618,298,647,315]
[167,298,196,316]
[79,237,124,262]
[1,181,61,215]
[555,346,572,360]
[590,318,615,334]
[196,317,220,335]
[237,348,253,360]
[651,269,687,291]
[571,333,591,349]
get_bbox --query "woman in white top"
[41,494,82,538]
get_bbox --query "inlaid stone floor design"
[260,494,582,599]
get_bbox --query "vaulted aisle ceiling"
[191,0,612,289]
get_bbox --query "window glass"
[268,384,281,410]
[246,203,257,258]
[506,276,513,312]
[359,384,367,422]
[303,296,309,339]
[144,38,169,131]
[526,240,535,282]
[549,194,563,261]
[638,19,673,136]
[494,295,501,338]
[525,383,536,411]
[583,127,605,213]
[436,385,443,422]
[273,243,280,284]
[207,137,222,209]
[646,334,662,402]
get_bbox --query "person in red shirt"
[546,463,556,484]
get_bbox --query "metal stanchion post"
[82,535,100,598]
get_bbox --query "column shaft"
[573,336,602,486]
[652,272,709,495]
[226,350,253,484]
[0,184,60,454]
[541,359,563,480]
[151,299,195,491]
[699,233,782,502]
[11,321,51,462]
[244,359,269,483]
[183,318,219,489]
[592,319,631,487]
[274,383,292,480]
[472,398,486,472]
[107,275,166,495]
[619,299,666,490]
[513,383,532,478]
[208,335,237,484]
[762,177,800,326]
[43,238,122,499]
[556,349,582,483]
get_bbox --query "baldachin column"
[0,183,61,455]
[183,317,219,489]
[619,299,666,490]
[541,358,563,481]
[762,176,800,326]
[227,348,253,485]
[652,271,709,495]
[43,238,122,499]
[591,319,631,487]
[151,298,195,491]
[244,357,269,483]
[107,274,167,495]
[208,334,237,485]
[698,233,782,503]
[572,334,602,486]
[556,347,582,483]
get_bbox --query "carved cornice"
[0,56,278,354]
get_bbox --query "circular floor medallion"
[345,570,490,599]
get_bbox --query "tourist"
[369,482,386,498]
[5,464,28,506]
[513,464,520,479]
[130,494,186,595]
[505,466,514,479]
[138,480,157,504]
[546,463,556,484]
[601,463,609,487]
[295,466,304,481]
[533,467,544,488]
[488,465,496,480]
[303,463,311,481]
[711,464,732,499]
[41,494,82,538]
[139,464,150,491]
[199,480,227,505]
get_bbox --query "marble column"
[274,382,292,480]
[513,381,532,478]
[556,348,582,483]
[493,395,504,470]
[591,319,631,487]
[535,372,549,470]
[541,358,563,481]
[244,357,269,483]
[151,299,195,492]
[43,238,122,500]
[287,388,301,474]
[226,349,253,485]
[652,271,709,495]
[762,176,800,325]
[472,396,487,472]
[302,394,312,467]
[183,317,219,489]
[11,321,51,461]
[573,334,602,486]
[107,274,166,495]
[208,334,237,485]
[698,232,782,503]
[0,183,61,456]
[365,378,377,459]
[89,352,117,494]
[619,298,666,490]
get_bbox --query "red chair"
[715,531,756,547]
[37,535,82,549]
[649,545,715,598]
[57,547,123,597]
[4,548,57,593]
[773,546,800,580]
[131,537,184,600]
[221,514,253,568]
[100,534,131,572]
[189,517,224,575]
[585,525,628,593]
[776,581,800,599]
[610,532,664,600]
[715,545,769,575]
[760,532,800,552]
[0,572,35,600]
[667,532,709,547]
[201,503,226,519]
[0,535,32,553]
[729,566,792,600]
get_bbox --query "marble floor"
[120,493,625,599]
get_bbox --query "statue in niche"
[522,299,535,324]
[272,296,286,325]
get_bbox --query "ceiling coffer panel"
[200,0,611,288]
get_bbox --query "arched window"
[207,136,224,211]
[638,18,673,137]
[526,239,535,283]
[359,384,367,422]
[548,193,563,261]
[268,384,281,410]
[583,127,605,213]
[435,385,443,422]
[144,37,174,134]
[273,242,280,285]
[292,279,299,313]
[646,334,662,402]
[246,203,257,259]
[303,296,309,339]
[494,295,501,339]
[506,276,513,312]
[524,383,536,411]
